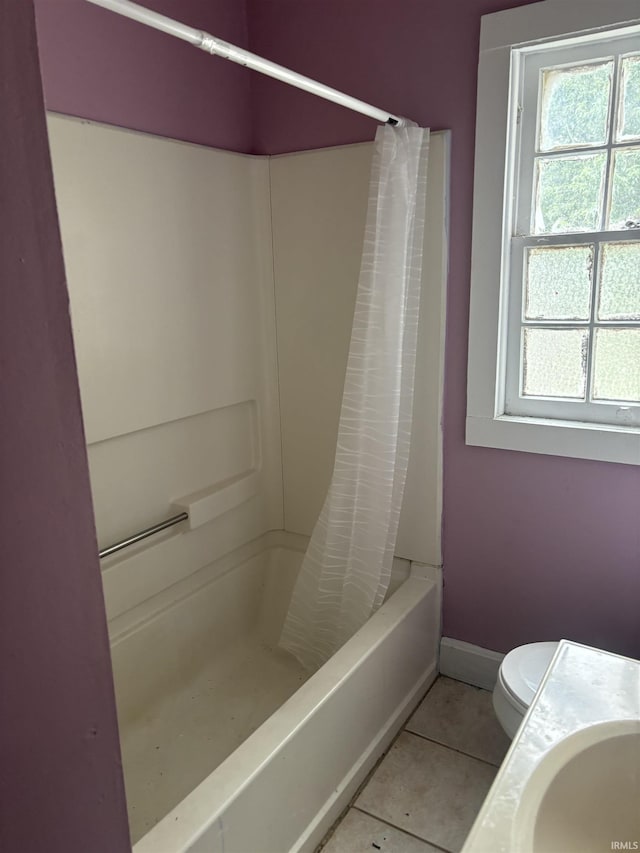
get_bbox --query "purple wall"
[34,0,253,152]
[247,0,640,658]
[0,1,130,850]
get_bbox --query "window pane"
[534,153,606,234]
[608,148,640,230]
[525,246,593,320]
[522,328,588,398]
[540,62,613,152]
[598,242,640,320]
[592,329,640,402]
[616,55,640,142]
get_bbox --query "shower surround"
[47,113,448,850]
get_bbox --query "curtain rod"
[86,0,407,127]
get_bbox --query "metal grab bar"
[99,512,188,559]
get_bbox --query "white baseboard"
[439,637,504,691]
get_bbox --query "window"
[467,1,640,465]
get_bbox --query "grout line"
[316,732,401,853]
[266,156,287,531]
[401,728,503,769]
[351,806,454,853]
[349,677,439,801]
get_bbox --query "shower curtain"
[279,124,430,672]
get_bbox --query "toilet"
[493,641,559,739]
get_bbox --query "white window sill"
[466,414,640,465]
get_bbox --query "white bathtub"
[109,534,440,853]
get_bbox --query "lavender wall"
[34,0,253,152]
[248,0,640,658]
[0,2,130,850]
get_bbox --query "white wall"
[270,135,449,568]
[48,114,283,621]
[48,118,448,632]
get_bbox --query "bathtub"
[108,533,440,853]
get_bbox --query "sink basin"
[461,642,640,853]
[514,720,640,853]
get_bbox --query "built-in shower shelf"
[172,469,260,529]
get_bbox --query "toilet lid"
[501,642,559,707]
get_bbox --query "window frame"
[466,0,640,465]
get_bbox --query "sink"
[514,720,640,853]
[461,642,640,853]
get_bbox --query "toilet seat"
[493,641,559,739]
[500,641,558,708]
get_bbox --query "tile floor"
[319,677,511,853]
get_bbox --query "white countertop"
[462,640,640,853]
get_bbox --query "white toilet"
[493,641,558,739]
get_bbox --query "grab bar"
[98,512,188,559]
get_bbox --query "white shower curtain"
[279,124,430,672]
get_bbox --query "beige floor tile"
[406,677,510,766]
[355,732,496,853]
[322,809,442,853]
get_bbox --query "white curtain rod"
[86,0,407,127]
